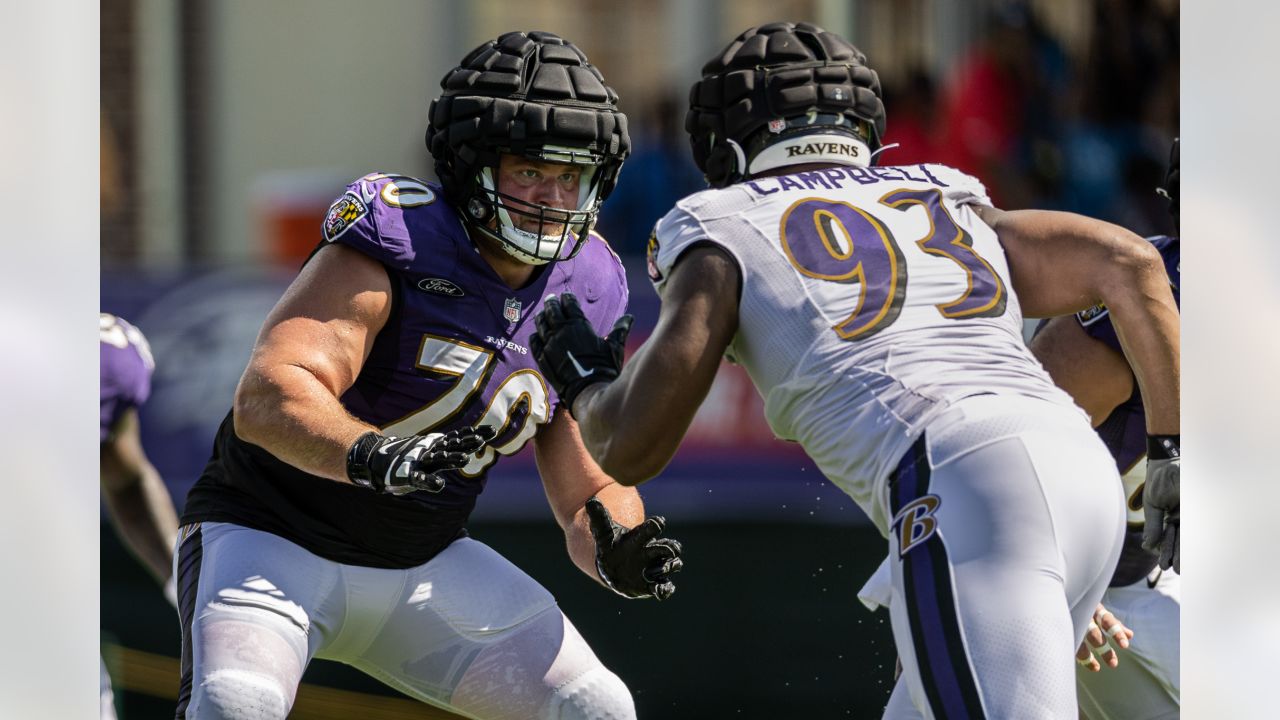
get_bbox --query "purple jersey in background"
[100,313,155,442]
[182,173,629,567]
[1073,234,1180,586]
[1076,235,1180,474]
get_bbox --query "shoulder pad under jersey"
[567,230,629,323]
[918,163,992,208]
[648,186,748,294]
[321,173,463,273]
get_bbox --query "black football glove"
[1140,435,1180,573]
[530,293,632,416]
[586,496,683,601]
[347,425,496,495]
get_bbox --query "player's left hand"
[1075,604,1133,672]
[1140,436,1180,573]
[586,496,683,600]
[530,293,632,417]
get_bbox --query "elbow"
[1108,228,1163,282]
[231,373,273,446]
[1093,228,1165,302]
[592,437,666,487]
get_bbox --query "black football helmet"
[687,22,887,188]
[426,31,630,264]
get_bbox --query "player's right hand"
[1075,604,1133,672]
[347,426,496,495]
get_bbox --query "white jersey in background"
[649,163,1078,533]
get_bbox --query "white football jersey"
[649,163,1080,533]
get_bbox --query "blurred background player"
[531,22,1179,719]
[1031,138,1181,719]
[100,312,180,719]
[171,31,682,720]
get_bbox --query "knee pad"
[546,665,636,720]
[187,668,291,720]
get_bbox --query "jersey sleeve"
[647,199,746,296]
[321,173,440,270]
[1076,235,1180,353]
[921,164,993,208]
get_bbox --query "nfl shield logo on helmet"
[768,118,787,134]
[504,297,522,323]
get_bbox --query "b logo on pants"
[892,494,941,557]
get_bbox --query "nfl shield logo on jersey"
[504,297,522,324]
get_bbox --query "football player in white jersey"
[531,23,1179,719]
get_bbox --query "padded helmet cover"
[687,22,886,187]
[426,31,630,262]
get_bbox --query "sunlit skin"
[472,154,585,288]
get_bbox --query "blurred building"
[102,0,1177,267]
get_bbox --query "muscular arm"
[975,207,1179,434]
[232,243,392,482]
[534,409,646,582]
[100,407,179,584]
[573,245,741,485]
[1029,315,1134,425]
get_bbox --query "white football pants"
[878,395,1125,720]
[172,522,634,720]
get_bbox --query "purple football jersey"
[182,173,629,568]
[328,173,629,505]
[100,313,155,441]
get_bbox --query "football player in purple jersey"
[1033,139,1181,719]
[172,32,681,720]
[100,313,181,719]
[532,23,1178,719]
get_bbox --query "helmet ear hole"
[467,197,492,223]
[703,140,747,187]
